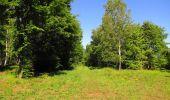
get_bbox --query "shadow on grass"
[48,71,66,76]
[159,69,170,78]
[48,66,75,76]
[0,65,18,72]
[88,66,114,70]
[165,76,170,78]
[165,70,170,73]
[160,69,170,73]
[24,70,67,79]
[33,66,75,77]
[87,64,127,70]
[0,65,75,78]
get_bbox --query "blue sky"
[71,0,170,47]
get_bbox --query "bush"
[22,65,34,78]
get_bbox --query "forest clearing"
[0,0,170,99]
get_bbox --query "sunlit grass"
[0,65,170,100]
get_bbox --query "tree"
[14,0,82,76]
[0,0,82,77]
[0,0,18,67]
[0,3,6,67]
[33,0,82,71]
[86,0,131,69]
[86,0,169,70]
[125,24,146,69]
[102,0,131,69]
[142,21,168,69]
[165,48,170,69]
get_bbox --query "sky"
[71,0,170,48]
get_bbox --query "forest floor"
[0,65,170,100]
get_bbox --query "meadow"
[0,66,170,100]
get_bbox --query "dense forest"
[0,0,169,78]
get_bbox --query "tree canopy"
[0,0,83,77]
[0,0,169,78]
[86,0,169,70]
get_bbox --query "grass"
[0,65,170,100]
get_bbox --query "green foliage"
[86,0,132,68]
[86,0,169,69]
[0,0,83,76]
[103,0,131,69]
[22,65,34,78]
[0,0,169,78]
[125,24,146,69]
[165,49,170,69]
[0,0,18,67]
[142,21,168,69]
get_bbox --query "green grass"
[0,65,170,100]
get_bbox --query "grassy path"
[0,66,170,100]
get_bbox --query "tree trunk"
[118,40,121,70]
[17,66,23,78]
[140,61,143,70]
[17,58,23,78]
[4,39,8,66]
[4,30,8,66]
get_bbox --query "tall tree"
[14,0,82,75]
[165,48,170,69]
[87,0,131,69]
[0,3,6,67]
[102,0,131,69]
[0,0,18,67]
[142,21,168,69]
[125,24,146,69]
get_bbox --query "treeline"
[0,0,83,77]
[85,0,170,70]
[0,0,170,78]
